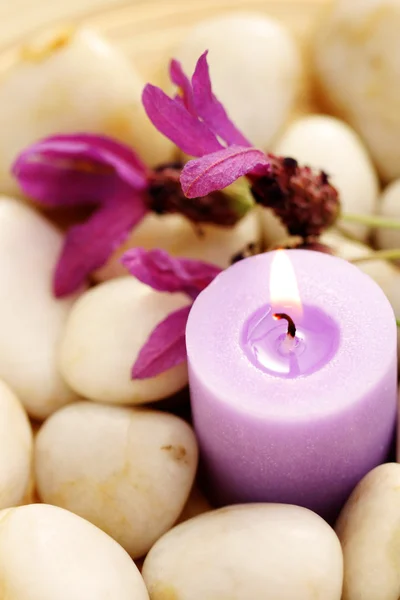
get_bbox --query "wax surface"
[242,303,340,377]
[186,250,397,520]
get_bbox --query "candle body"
[186,250,397,520]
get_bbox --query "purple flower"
[121,248,221,379]
[143,52,340,236]
[13,134,149,297]
[13,130,254,297]
[142,51,271,196]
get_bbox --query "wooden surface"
[0,0,329,74]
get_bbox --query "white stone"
[59,277,190,404]
[0,196,78,419]
[273,115,379,240]
[35,402,198,558]
[176,486,212,525]
[257,206,288,249]
[0,380,32,509]
[95,210,261,282]
[174,12,302,150]
[321,230,400,310]
[0,503,149,599]
[336,463,400,600]
[376,179,400,253]
[0,27,173,195]
[142,503,343,600]
[313,0,400,181]
[321,230,400,364]
[321,230,400,308]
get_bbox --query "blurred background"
[0,0,134,48]
[0,0,326,51]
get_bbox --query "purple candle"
[186,250,397,520]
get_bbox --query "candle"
[186,250,397,520]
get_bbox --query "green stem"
[342,213,400,230]
[351,248,400,264]
[335,225,366,244]
[396,318,400,328]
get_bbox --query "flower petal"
[49,134,149,184]
[13,154,116,207]
[170,59,196,116]
[121,248,221,300]
[132,305,191,379]
[192,51,252,147]
[54,190,147,297]
[12,133,148,207]
[142,84,223,157]
[180,146,270,198]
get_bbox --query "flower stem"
[335,225,365,244]
[397,318,400,328]
[351,248,400,263]
[342,213,400,230]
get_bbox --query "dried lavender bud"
[250,154,340,237]
[147,163,254,227]
[270,236,333,254]
[298,240,333,254]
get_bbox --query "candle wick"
[273,312,296,338]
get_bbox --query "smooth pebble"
[95,210,261,282]
[142,503,343,600]
[321,230,400,364]
[0,380,32,510]
[59,277,190,404]
[176,486,212,525]
[0,503,149,599]
[273,115,379,240]
[0,196,78,419]
[35,401,198,558]
[174,12,302,149]
[321,230,400,307]
[257,205,288,249]
[314,0,400,181]
[336,463,400,600]
[375,179,400,254]
[0,27,173,194]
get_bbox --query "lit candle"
[186,250,397,520]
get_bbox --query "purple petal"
[142,84,223,157]
[12,133,148,207]
[13,155,116,207]
[170,59,196,116]
[132,305,191,379]
[180,146,270,198]
[192,52,251,147]
[49,134,148,182]
[54,190,148,297]
[121,248,221,300]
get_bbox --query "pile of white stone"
[1,0,400,597]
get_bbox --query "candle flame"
[269,250,303,319]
